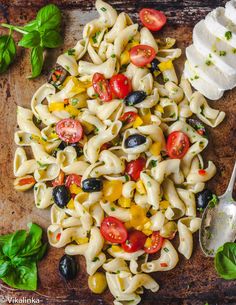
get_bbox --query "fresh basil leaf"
[36,4,61,32]
[0,35,16,73]
[30,46,43,78]
[18,31,40,48]
[18,223,43,257]
[1,262,37,291]
[215,242,236,280]
[41,30,63,48]
[0,233,13,246]
[0,261,11,277]
[3,230,27,258]
[23,19,39,32]
[34,243,47,261]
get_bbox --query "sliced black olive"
[124,134,146,148]
[70,143,83,157]
[52,185,71,208]
[187,118,207,137]
[59,254,77,280]
[82,178,103,193]
[48,64,68,88]
[124,91,147,106]
[196,189,213,210]
[149,58,160,73]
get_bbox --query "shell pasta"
[13,1,224,304]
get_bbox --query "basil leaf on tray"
[18,31,40,48]
[36,4,61,32]
[215,242,236,280]
[0,34,16,73]
[0,223,47,291]
[41,30,63,48]
[30,46,43,78]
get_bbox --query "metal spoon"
[199,161,236,257]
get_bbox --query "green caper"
[160,221,177,239]
[88,272,107,294]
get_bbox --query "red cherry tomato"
[119,111,138,125]
[18,176,36,186]
[65,174,82,188]
[56,119,83,144]
[52,170,65,187]
[92,73,112,102]
[139,8,167,31]
[122,230,147,253]
[100,216,128,243]
[144,231,164,254]
[130,45,156,67]
[125,157,146,181]
[110,74,132,99]
[100,142,112,151]
[166,131,190,159]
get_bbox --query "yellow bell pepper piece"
[150,142,161,157]
[103,180,123,202]
[130,205,149,228]
[118,196,131,208]
[69,184,83,195]
[67,198,75,209]
[48,102,65,112]
[65,105,80,116]
[159,200,170,210]
[62,76,88,94]
[143,221,152,230]
[140,113,151,125]
[120,50,130,66]
[136,180,146,195]
[158,60,173,72]
[133,116,143,128]
[144,237,152,248]
[126,40,139,51]
[142,229,153,236]
[81,121,94,134]
[155,105,164,113]
[111,245,122,252]
[75,237,89,244]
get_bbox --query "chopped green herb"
[208,194,219,208]
[65,65,70,71]
[232,48,236,54]
[219,50,226,56]
[36,161,48,168]
[124,174,129,182]
[205,60,212,66]
[208,53,212,58]
[111,207,116,211]
[92,256,100,262]
[111,54,116,58]
[163,77,169,83]
[67,48,75,56]
[194,75,199,80]
[225,31,232,40]
[71,98,79,106]
[101,7,107,12]
[116,270,120,274]
[150,160,158,168]
[92,31,101,44]
[147,181,152,187]
[163,247,169,253]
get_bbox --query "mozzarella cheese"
[205,7,236,48]
[186,44,236,90]
[184,61,224,100]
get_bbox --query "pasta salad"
[13,0,225,304]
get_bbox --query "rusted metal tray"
[0,1,235,304]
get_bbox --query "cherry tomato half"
[125,157,146,181]
[139,8,167,31]
[110,74,132,99]
[120,111,138,125]
[52,170,65,187]
[130,45,156,67]
[144,231,164,254]
[122,230,147,253]
[56,119,83,144]
[65,174,82,188]
[100,216,128,243]
[92,73,112,102]
[166,131,190,159]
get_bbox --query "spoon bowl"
[199,161,236,257]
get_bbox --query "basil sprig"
[215,242,236,280]
[0,223,47,290]
[0,4,63,78]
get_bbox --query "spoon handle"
[224,161,236,197]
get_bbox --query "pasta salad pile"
[13,1,225,304]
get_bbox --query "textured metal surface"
[0,1,235,305]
